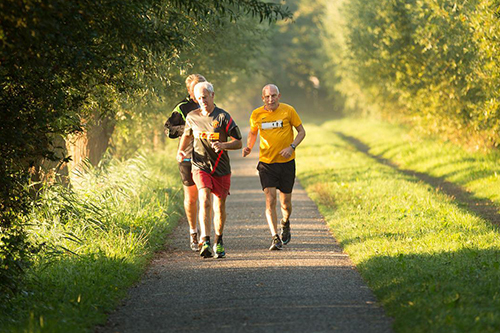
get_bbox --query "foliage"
[111,12,282,158]
[251,0,342,115]
[0,0,291,297]
[326,0,500,148]
[1,146,182,332]
[298,117,500,332]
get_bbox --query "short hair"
[262,84,280,96]
[185,74,206,90]
[194,81,214,95]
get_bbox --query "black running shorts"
[178,160,195,187]
[257,159,296,193]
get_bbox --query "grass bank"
[297,118,500,332]
[1,145,183,332]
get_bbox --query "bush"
[328,0,500,149]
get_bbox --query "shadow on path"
[337,132,500,225]
[96,144,393,333]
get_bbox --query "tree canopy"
[321,0,500,148]
[0,0,291,298]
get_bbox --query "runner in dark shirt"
[177,82,242,258]
[186,106,240,177]
[165,74,206,252]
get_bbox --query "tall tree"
[0,0,291,297]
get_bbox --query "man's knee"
[199,189,211,206]
[184,185,197,203]
[280,193,292,209]
[214,194,226,208]
[266,196,277,205]
[185,195,197,206]
[281,197,292,208]
[281,201,291,211]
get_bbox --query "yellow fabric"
[250,103,302,164]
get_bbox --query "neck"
[265,103,279,111]
[201,105,215,115]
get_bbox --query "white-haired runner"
[177,81,242,258]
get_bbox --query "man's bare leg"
[279,191,292,244]
[212,194,227,258]
[264,187,278,236]
[213,195,226,236]
[264,187,283,250]
[198,188,213,257]
[184,184,198,230]
[184,184,198,250]
[279,191,292,222]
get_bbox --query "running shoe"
[200,241,213,258]
[281,220,291,245]
[213,243,226,258]
[190,233,199,252]
[269,235,283,251]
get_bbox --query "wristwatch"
[290,143,296,150]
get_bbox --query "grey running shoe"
[190,233,199,252]
[213,243,226,258]
[281,220,291,245]
[269,235,283,251]
[200,241,213,258]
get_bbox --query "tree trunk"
[66,113,115,174]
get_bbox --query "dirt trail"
[97,148,393,332]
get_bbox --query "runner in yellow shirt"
[242,84,306,250]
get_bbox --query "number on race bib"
[261,120,283,130]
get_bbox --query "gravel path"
[98,148,393,333]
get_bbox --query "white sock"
[190,228,197,235]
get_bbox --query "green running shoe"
[213,243,226,258]
[199,241,213,258]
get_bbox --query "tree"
[330,0,500,147]
[254,0,343,116]
[0,0,291,297]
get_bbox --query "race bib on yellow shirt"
[261,120,283,130]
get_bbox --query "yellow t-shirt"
[250,103,302,164]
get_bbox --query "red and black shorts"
[178,160,195,187]
[192,169,231,198]
[257,159,296,193]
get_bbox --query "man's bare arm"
[279,124,306,158]
[292,124,306,147]
[212,137,242,152]
[242,130,258,157]
[176,133,193,162]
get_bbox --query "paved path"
[98,148,393,332]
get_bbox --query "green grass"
[296,117,500,333]
[1,145,184,332]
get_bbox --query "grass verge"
[297,117,500,333]
[1,145,183,332]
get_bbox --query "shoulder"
[279,103,296,113]
[179,98,199,113]
[280,103,300,118]
[214,107,231,118]
[186,109,201,119]
[173,97,189,108]
[250,106,265,118]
